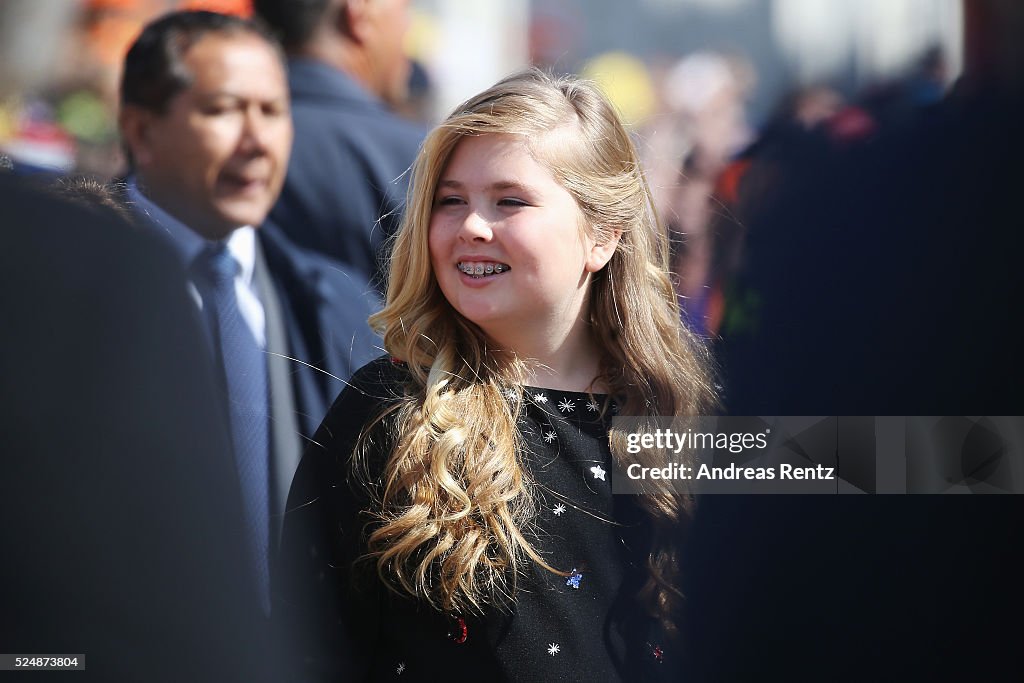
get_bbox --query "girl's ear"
[585,229,622,273]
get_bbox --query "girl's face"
[428,133,617,351]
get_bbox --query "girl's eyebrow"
[437,179,533,193]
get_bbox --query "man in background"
[118,10,379,617]
[254,0,426,296]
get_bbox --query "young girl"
[278,69,716,682]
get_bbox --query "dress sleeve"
[274,357,405,682]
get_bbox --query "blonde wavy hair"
[359,69,717,629]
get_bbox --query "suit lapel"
[252,239,302,555]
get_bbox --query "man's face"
[127,32,292,240]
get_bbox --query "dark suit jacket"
[0,174,284,681]
[265,59,426,295]
[257,220,382,440]
[124,189,382,444]
[125,193,380,583]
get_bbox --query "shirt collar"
[126,177,256,285]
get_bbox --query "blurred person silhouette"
[393,57,437,124]
[253,0,426,296]
[643,52,754,337]
[0,2,284,680]
[706,83,867,344]
[117,10,380,617]
[857,45,951,133]
[686,2,1024,680]
[666,149,721,336]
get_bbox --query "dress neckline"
[520,385,609,399]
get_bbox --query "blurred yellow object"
[0,99,19,143]
[406,8,439,60]
[581,51,657,126]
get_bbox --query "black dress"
[276,357,680,682]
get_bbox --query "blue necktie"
[195,244,271,614]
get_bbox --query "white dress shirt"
[126,179,266,347]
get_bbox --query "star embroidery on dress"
[566,568,583,589]
[396,662,406,675]
[543,430,557,443]
[533,392,549,404]
[547,643,560,656]
[586,399,600,412]
[590,465,606,481]
[553,503,566,516]
[504,387,518,400]
[557,398,575,413]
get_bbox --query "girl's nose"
[458,210,493,242]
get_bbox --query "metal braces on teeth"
[460,263,507,276]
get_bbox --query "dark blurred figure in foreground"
[0,4,282,681]
[719,7,1023,419]
[254,0,426,296]
[686,2,1024,681]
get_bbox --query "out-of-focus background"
[0,0,963,179]
[2,0,1020,416]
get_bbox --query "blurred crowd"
[4,4,1013,388]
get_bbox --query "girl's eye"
[498,198,529,207]
[436,196,464,206]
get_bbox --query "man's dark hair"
[121,10,284,114]
[252,0,334,51]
